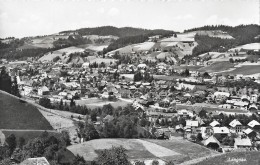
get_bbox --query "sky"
[0,0,259,38]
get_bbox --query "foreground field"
[0,91,53,130]
[194,151,260,165]
[67,138,218,164]
[145,139,218,164]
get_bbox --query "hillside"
[0,91,53,130]
[67,138,218,164]
[60,26,174,38]
[185,24,260,56]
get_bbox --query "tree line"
[0,67,20,97]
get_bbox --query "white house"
[38,86,50,95]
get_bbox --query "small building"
[234,138,252,149]
[213,127,230,137]
[210,121,220,127]
[20,157,50,165]
[38,86,50,95]
[247,120,260,130]
[203,135,220,149]
[229,119,243,133]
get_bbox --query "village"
[1,36,260,159]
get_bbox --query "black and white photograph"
[0,0,260,164]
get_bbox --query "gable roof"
[229,119,242,127]
[248,120,260,128]
[186,120,199,127]
[234,138,252,147]
[210,120,220,127]
[243,128,253,135]
[213,127,230,134]
[203,135,220,146]
[20,157,50,165]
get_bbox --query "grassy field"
[194,151,260,165]
[223,65,260,75]
[198,61,235,73]
[67,138,218,164]
[145,139,218,164]
[0,92,53,130]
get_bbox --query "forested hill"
[185,24,260,44]
[60,26,174,37]
[186,24,260,56]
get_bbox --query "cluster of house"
[153,108,260,151]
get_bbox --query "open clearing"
[68,138,217,164]
[198,61,235,73]
[194,151,260,165]
[229,43,260,51]
[0,91,53,130]
[145,139,218,164]
[223,65,260,75]
[39,46,85,62]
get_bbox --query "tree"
[174,33,177,38]
[70,98,76,107]
[229,58,234,63]
[196,133,203,141]
[202,72,211,79]
[152,160,159,165]
[96,146,130,165]
[199,109,207,118]
[134,71,142,82]
[134,160,145,165]
[18,137,26,149]
[11,76,20,97]
[82,122,99,141]
[39,97,52,108]
[72,154,87,165]
[181,69,190,77]
[5,134,16,154]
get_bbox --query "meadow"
[194,151,260,165]
[67,138,218,164]
[0,92,53,130]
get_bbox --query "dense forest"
[60,26,174,38]
[189,24,260,56]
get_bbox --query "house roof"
[213,127,230,134]
[20,157,49,165]
[104,115,114,121]
[203,135,220,146]
[39,86,49,92]
[186,120,199,127]
[234,138,252,147]
[210,120,220,127]
[248,120,260,128]
[243,128,253,135]
[229,119,242,127]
